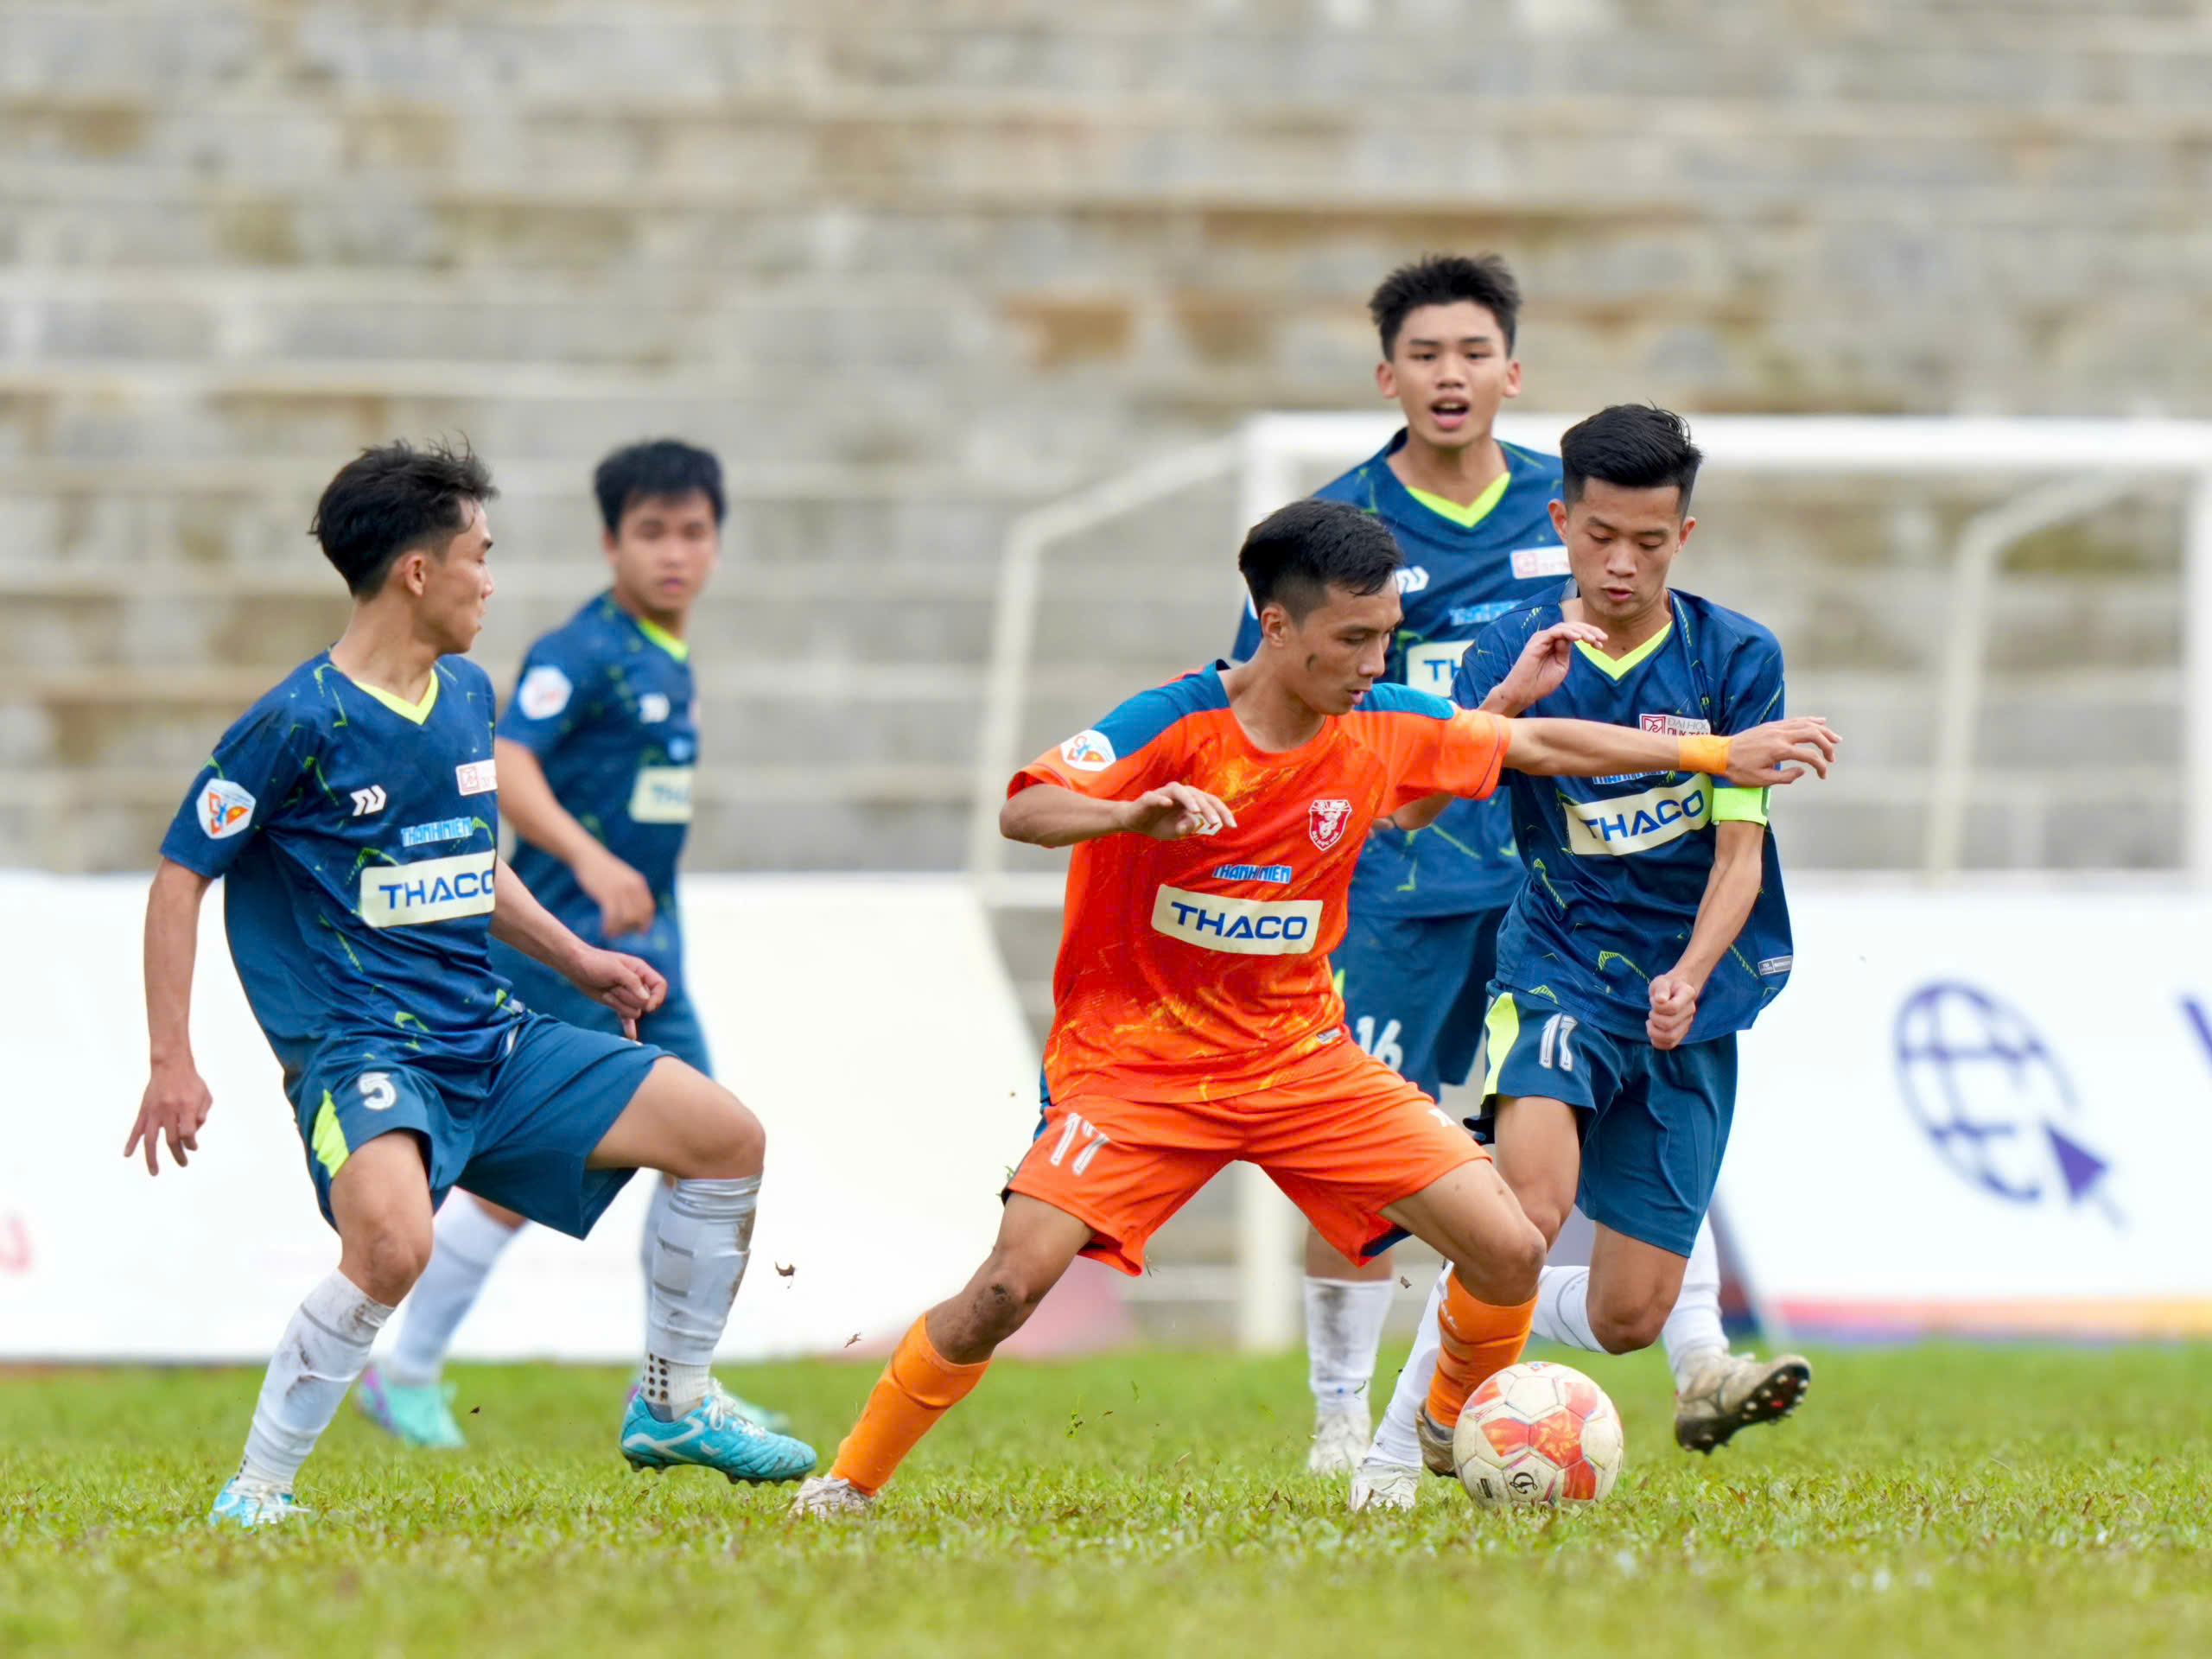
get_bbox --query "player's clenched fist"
[1722,717,1837,787]
[1647,971,1700,1051]
[572,947,667,1039]
[125,1061,214,1175]
[1117,783,1238,841]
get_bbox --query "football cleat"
[208,1475,307,1529]
[620,1389,816,1484]
[354,1363,466,1449]
[625,1376,791,1436]
[1415,1408,1459,1478]
[1346,1460,1421,1513]
[1673,1351,1814,1454]
[789,1474,874,1517]
[1306,1401,1371,1475]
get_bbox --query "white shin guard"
[1304,1276,1395,1408]
[1660,1216,1728,1390]
[239,1270,394,1489]
[641,1174,759,1416]
[1366,1264,1450,1471]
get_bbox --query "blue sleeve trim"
[1090,671,1225,757]
[1359,682,1453,720]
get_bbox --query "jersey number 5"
[357,1072,398,1112]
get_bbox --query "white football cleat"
[789,1473,874,1517]
[1306,1401,1371,1475]
[1347,1460,1420,1513]
[1674,1351,1813,1454]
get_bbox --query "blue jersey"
[159,654,521,1079]
[499,593,698,988]
[1454,591,1795,1045]
[1233,429,1567,918]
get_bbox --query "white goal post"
[972,412,2212,1351]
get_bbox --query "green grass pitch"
[4,1343,2209,1656]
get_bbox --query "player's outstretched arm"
[127,859,216,1175]
[488,861,665,1036]
[1504,715,1837,784]
[495,737,655,937]
[1648,820,1767,1050]
[1001,781,1236,848]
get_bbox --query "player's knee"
[971,1247,1059,1342]
[1586,1288,1670,1355]
[346,1212,433,1305]
[1451,1215,1545,1306]
[672,1082,764,1180]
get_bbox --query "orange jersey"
[1012,669,1509,1104]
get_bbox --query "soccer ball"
[1451,1360,1624,1507]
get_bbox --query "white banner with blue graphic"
[1724,881,2212,1339]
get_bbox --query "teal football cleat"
[208,1475,307,1529]
[620,1389,816,1484]
[624,1375,793,1435]
[354,1363,466,1449]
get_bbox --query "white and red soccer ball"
[1451,1360,1624,1508]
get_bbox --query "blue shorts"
[491,940,714,1076]
[288,1013,664,1239]
[1478,989,1737,1258]
[1332,906,1505,1099]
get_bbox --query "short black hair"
[1239,499,1402,623]
[311,438,496,599]
[1369,252,1522,357]
[1560,404,1703,513]
[594,438,725,534]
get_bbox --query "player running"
[126,441,815,1528]
[1351,405,1817,1512]
[1233,252,1571,1471]
[790,497,1834,1516]
[355,439,789,1447]
[1249,254,1787,1475]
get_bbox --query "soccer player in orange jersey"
[791,499,1835,1516]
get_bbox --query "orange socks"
[829,1315,991,1494]
[1425,1274,1537,1427]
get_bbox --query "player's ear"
[1548,498,1569,539]
[601,527,620,561]
[1675,513,1696,552]
[1501,358,1523,400]
[1375,359,1396,401]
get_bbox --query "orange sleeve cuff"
[1678,734,1732,775]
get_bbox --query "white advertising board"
[1725,883,2212,1339]
[0,874,1049,1362]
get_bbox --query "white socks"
[1659,1217,1728,1390]
[238,1270,394,1490]
[1527,1216,1729,1391]
[1367,1265,1450,1470]
[1304,1276,1396,1409]
[640,1174,759,1420]
[637,1177,677,1353]
[385,1194,524,1386]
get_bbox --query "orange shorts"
[1008,1036,1485,1276]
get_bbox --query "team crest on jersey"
[1307,798,1353,851]
[517,664,572,720]
[199,779,255,839]
[1640,714,1712,736]
[1060,729,1116,772]
[454,759,498,796]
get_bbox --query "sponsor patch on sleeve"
[516,664,572,721]
[1510,545,1572,579]
[1757,955,1794,976]
[1060,729,1116,772]
[200,779,257,840]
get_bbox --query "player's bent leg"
[583,1059,812,1484]
[1383,1158,1547,1472]
[1583,1222,1689,1354]
[794,1196,1095,1517]
[1658,1216,1814,1452]
[359,1191,525,1450]
[1487,1093,1583,1247]
[213,1132,432,1528]
[1301,1229,1394,1474]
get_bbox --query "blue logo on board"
[1892,982,2119,1225]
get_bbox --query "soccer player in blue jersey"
[1355,405,1823,1509]
[354,439,788,1447]
[126,441,815,1527]
[1230,254,1577,1471]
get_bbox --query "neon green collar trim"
[340,664,440,724]
[1574,621,1673,681]
[1404,467,1511,531]
[634,615,690,662]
